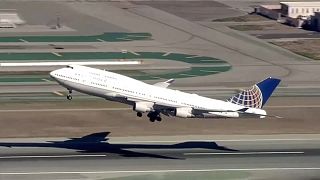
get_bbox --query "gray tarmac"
[0,134,320,180]
[0,1,319,86]
[0,1,320,179]
[132,1,245,21]
[1,83,320,98]
[0,1,127,36]
[0,96,319,138]
[253,32,320,39]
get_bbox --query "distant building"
[0,19,15,28]
[280,2,320,18]
[258,2,320,28]
[257,5,282,20]
[0,11,25,28]
[311,12,320,31]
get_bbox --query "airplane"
[50,65,281,122]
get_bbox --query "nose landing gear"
[67,94,72,100]
[137,112,143,117]
[67,89,72,100]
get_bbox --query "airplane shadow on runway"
[0,132,237,159]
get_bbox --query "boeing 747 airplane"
[50,65,281,122]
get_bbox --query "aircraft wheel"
[137,112,143,117]
[156,117,162,122]
[149,117,156,122]
[67,95,72,100]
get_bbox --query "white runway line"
[41,78,52,82]
[0,108,131,112]
[186,55,201,59]
[129,51,140,56]
[0,154,107,159]
[116,37,132,41]
[200,59,217,62]
[51,52,62,57]
[150,76,164,79]
[19,39,28,43]
[126,35,149,37]
[162,52,171,56]
[184,151,304,155]
[179,73,197,77]
[0,61,141,66]
[1,167,320,175]
[52,91,64,96]
[200,70,220,73]
[96,38,105,42]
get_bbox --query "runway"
[0,1,320,179]
[0,96,318,138]
[1,134,320,179]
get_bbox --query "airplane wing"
[153,79,175,88]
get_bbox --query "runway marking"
[126,35,150,37]
[96,38,105,42]
[0,108,131,112]
[200,70,220,73]
[116,37,132,41]
[0,61,141,66]
[150,76,164,79]
[41,78,52,82]
[52,91,64,96]
[162,52,171,56]
[186,55,201,59]
[184,151,304,156]
[52,52,62,57]
[19,39,28,43]
[1,168,320,175]
[129,51,140,56]
[179,73,197,77]
[0,154,107,159]
[200,59,217,62]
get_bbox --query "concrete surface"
[0,134,320,180]
[0,1,319,180]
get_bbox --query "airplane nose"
[49,70,58,79]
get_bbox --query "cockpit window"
[66,65,73,69]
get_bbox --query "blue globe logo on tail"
[227,85,263,108]
[227,77,281,109]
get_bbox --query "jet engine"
[174,107,194,118]
[133,102,153,113]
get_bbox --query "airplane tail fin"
[227,77,281,109]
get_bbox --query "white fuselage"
[50,65,266,118]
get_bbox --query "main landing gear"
[67,89,72,100]
[147,111,162,122]
[136,111,162,122]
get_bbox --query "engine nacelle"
[133,102,153,113]
[174,107,194,118]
